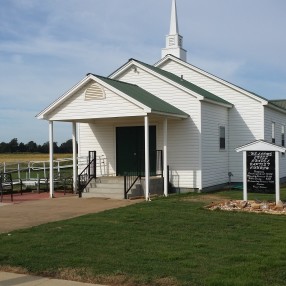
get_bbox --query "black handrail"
[78,151,96,197]
[124,172,141,199]
[123,149,163,199]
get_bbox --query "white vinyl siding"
[47,82,146,121]
[264,106,286,177]
[78,122,116,177]
[116,67,202,189]
[201,101,228,188]
[160,60,264,182]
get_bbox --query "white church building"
[37,0,286,200]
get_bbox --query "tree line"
[0,138,73,153]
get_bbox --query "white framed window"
[282,125,285,147]
[272,122,275,144]
[219,126,226,150]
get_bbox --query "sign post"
[236,140,286,204]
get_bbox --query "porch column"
[144,115,150,201]
[163,118,168,196]
[49,121,54,198]
[275,151,280,204]
[243,151,247,201]
[72,122,78,193]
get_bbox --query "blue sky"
[0,0,285,144]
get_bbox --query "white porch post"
[49,121,54,198]
[275,151,280,204]
[163,118,168,197]
[144,116,150,201]
[72,122,78,194]
[243,151,247,201]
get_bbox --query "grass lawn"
[0,190,285,286]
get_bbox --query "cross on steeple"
[162,0,187,61]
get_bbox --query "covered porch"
[37,74,189,201]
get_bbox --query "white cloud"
[0,0,286,143]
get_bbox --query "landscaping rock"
[251,203,261,210]
[239,201,248,208]
[205,200,286,215]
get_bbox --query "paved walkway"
[0,271,104,285]
[0,194,141,233]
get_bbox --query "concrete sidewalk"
[0,195,142,233]
[0,271,105,286]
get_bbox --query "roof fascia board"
[37,75,92,119]
[109,60,134,79]
[151,110,189,119]
[201,98,233,108]
[156,55,269,105]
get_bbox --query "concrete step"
[82,192,124,200]
[83,176,163,200]
[96,177,125,184]
[83,177,125,199]
[88,187,123,194]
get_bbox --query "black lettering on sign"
[247,151,275,193]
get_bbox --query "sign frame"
[236,140,286,204]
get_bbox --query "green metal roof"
[132,59,232,106]
[94,74,189,118]
[269,100,286,111]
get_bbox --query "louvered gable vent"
[85,83,105,100]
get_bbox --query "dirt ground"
[0,193,143,233]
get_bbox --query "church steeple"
[162,0,187,61]
[170,0,179,35]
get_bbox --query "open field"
[0,190,285,286]
[0,153,72,163]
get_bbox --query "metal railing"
[124,172,141,199]
[78,151,97,197]
[123,149,163,199]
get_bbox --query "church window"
[219,126,226,150]
[272,122,275,143]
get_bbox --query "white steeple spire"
[170,0,179,35]
[162,0,187,61]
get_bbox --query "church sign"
[246,151,275,193]
[236,140,286,204]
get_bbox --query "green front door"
[116,126,156,176]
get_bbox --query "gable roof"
[37,73,189,120]
[110,58,232,108]
[155,54,270,103]
[155,54,286,114]
[269,100,286,110]
[236,139,286,153]
[133,59,231,106]
[92,74,189,118]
